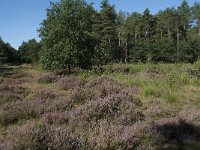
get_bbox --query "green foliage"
[152,38,177,63]
[99,0,119,62]
[0,38,18,64]
[18,39,41,63]
[192,2,200,36]
[129,39,149,63]
[36,0,200,70]
[1,0,200,68]
[39,0,99,71]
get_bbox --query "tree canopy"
[18,39,41,63]
[2,0,200,68]
[0,38,18,64]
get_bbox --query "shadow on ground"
[154,118,200,150]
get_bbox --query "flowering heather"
[38,73,58,83]
[2,64,200,149]
[2,78,22,85]
[0,100,36,125]
[85,77,135,98]
[0,121,89,150]
[0,84,29,104]
[42,111,68,125]
[66,93,144,129]
[86,121,153,149]
[57,76,85,90]
[179,108,200,124]
[69,88,98,106]
[0,97,58,125]
[0,92,24,105]
[145,100,177,119]
[33,88,56,100]
[0,84,27,95]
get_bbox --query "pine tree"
[99,0,118,62]
[178,0,191,41]
[192,2,200,36]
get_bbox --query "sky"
[0,0,198,49]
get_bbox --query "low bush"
[68,93,144,129]
[0,121,89,150]
[0,97,56,125]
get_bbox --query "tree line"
[0,37,18,64]
[0,38,41,65]
[1,0,200,71]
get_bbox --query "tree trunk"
[125,40,128,64]
[168,28,171,40]
[68,64,71,74]
[199,22,200,37]
[183,24,186,42]
[108,37,111,48]
[177,27,180,61]
[199,27,200,37]
[118,31,121,47]
[134,30,137,42]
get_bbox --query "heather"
[1,63,200,149]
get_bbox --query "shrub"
[0,97,57,125]
[187,67,200,79]
[0,121,89,150]
[68,93,144,128]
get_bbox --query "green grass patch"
[143,133,152,145]
[143,84,158,97]
[166,92,177,103]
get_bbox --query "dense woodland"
[1,0,200,71]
